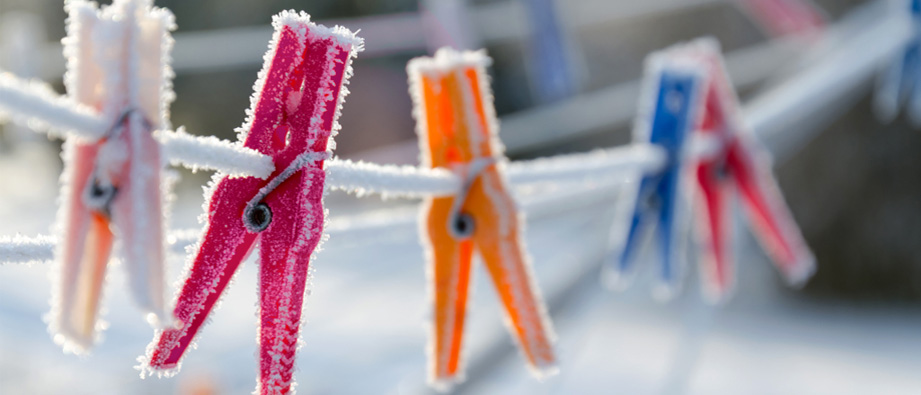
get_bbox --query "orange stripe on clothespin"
[408,48,557,390]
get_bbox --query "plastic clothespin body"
[676,40,815,300]
[611,39,814,302]
[409,48,556,389]
[143,14,359,395]
[875,0,921,125]
[609,58,702,297]
[52,0,173,352]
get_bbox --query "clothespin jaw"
[874,0,921,126]
[141,12,361,395]
[408,48,557,389]
[51,0,175,353]
[673,38,815,301]
[606,53,705,299]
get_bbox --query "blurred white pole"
[11,0,725,80]
[0,12,46,147]
[420,0,480,52]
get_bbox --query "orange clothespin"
[408,48,556,389]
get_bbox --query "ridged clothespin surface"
[409,48,557,390]
[51,0,175,354]
[140,11,362,395]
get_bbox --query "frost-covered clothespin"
[409,48,556,390]
[734,0,827,37]
[45,0,175,353]
[607,56,703,298]
[875,0,921,125]
[141,12,361,395]
[611,38,815,302]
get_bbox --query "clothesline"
[0,0,910,266]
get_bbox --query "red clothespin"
[141,12,362,395]
[50,0,175,353]
[675,39,815,300]
[409,48,557,389]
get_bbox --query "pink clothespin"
[141,12,362,395]
[50,0,175,353]
[735,0,827,37]
[675,39,815,300]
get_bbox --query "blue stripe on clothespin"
[616,68,699,292]
[522,0,575,103]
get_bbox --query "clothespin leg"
[425,197,475,387]
[110,112,166,322]
[612,179,654,283]
[52,141,115,351]
[653,168,687,297]
[467,174,556,376]
[146,179,260,371]
[694,161,733,301]
[257,167,326,394]
[726,142,815,286]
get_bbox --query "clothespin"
[408,48,556,389]
[141,12,362,395]
[875,0,921,125]
[49,0,175,353]
[607,55,703,297]
[520,0,577,103]
[611,38,815,302]
[734,0,827,38]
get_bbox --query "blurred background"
[1,0,920,393]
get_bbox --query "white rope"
[0,72,107,141]
[0,234,56,264]
[155,127,275,179]
[0,73,274,178]
[506,144,667,186]
[324,159,460,198]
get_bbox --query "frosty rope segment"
[0,72,274,179]
[0,235,56,264]
[155,128,275,179]
[323,144,669,198]
[0,72,107,140]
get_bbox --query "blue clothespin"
[607,58,703,298]
[875,0,921,125]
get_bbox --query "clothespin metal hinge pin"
[242,150,331,233]
[446,157,497,240]
[82,109,151,218]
